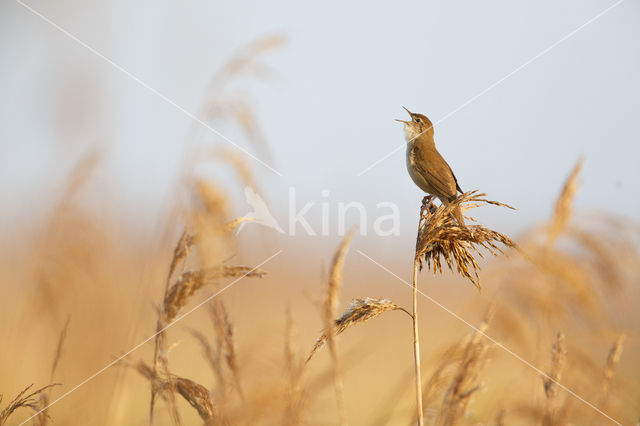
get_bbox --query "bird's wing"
[413,146,458,200]
[447,163,463,194]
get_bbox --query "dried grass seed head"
[415,191,516,290]
[308,298,410,361]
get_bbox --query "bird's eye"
[415,118,421,123]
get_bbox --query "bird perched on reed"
[397,107,465,226]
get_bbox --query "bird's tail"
[452,205,465,227]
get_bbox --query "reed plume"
[544,332,567,401]
[548,158,583,246]
[600,334,626,412]
[542,332,567,425]
[136,362,216,423]
[149,224,266,424]
[308,297,410,361]
[164,265,266,323]
[415,192,517,290]
[0,384,60,426]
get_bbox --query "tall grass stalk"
[411,255,424,426]
[323,231,354,426]
[411,193,515,424]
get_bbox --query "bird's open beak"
[395,106,413,123]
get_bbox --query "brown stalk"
[151,231,193,426]
[412,250,425,426]
[323,231,353,426]
[542,332,567,426]
[207,301,244,400]
[412,196,439,426]
[38,316,70,426]
[412,192,512,425]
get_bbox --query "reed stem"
[413,200,425,426]
[412,257,424,426]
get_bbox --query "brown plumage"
[397,107,465,226]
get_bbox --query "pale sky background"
[1,0,639,245]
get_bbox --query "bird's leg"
[423,195,435,207]
[427,198,437,215]
[420,195,436,222]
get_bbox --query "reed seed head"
[415,191,517,290]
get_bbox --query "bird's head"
[395,107,434,142]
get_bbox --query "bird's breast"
[406,144,435,194]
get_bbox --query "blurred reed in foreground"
[0,31,638,424]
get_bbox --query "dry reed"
[3,31,639,426]
[164,265,266,323]
[0,384,60,426]
[200,34,285,161]
[214,145,260,192]
[142,37,281,421]
[173,377,216,422]
[542,332,567,425]
[543,332,567,401]
[548,158,583,246]
[148,219,266,424]
[37,316,70,426]
[499,158,638,326]
[435,308,493,426]
[415,192,517,290]
[322,231,353,426]
[189,302,240,424]
[207,301,243,400]
[167,230,195,284]
[410,192,513,426]
[421,344,463,412]
[136,362,216,423]
[601,334,626,407]
[190,329,225,393]
[308,297,411,361]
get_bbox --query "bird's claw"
[420,195,437,220]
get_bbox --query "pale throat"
[404,124,422,143]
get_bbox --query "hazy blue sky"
[1,0,639,241]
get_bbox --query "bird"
[396,106,465,226]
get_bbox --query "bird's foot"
[420,195,437,219]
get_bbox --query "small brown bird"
[396,106,465,226]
